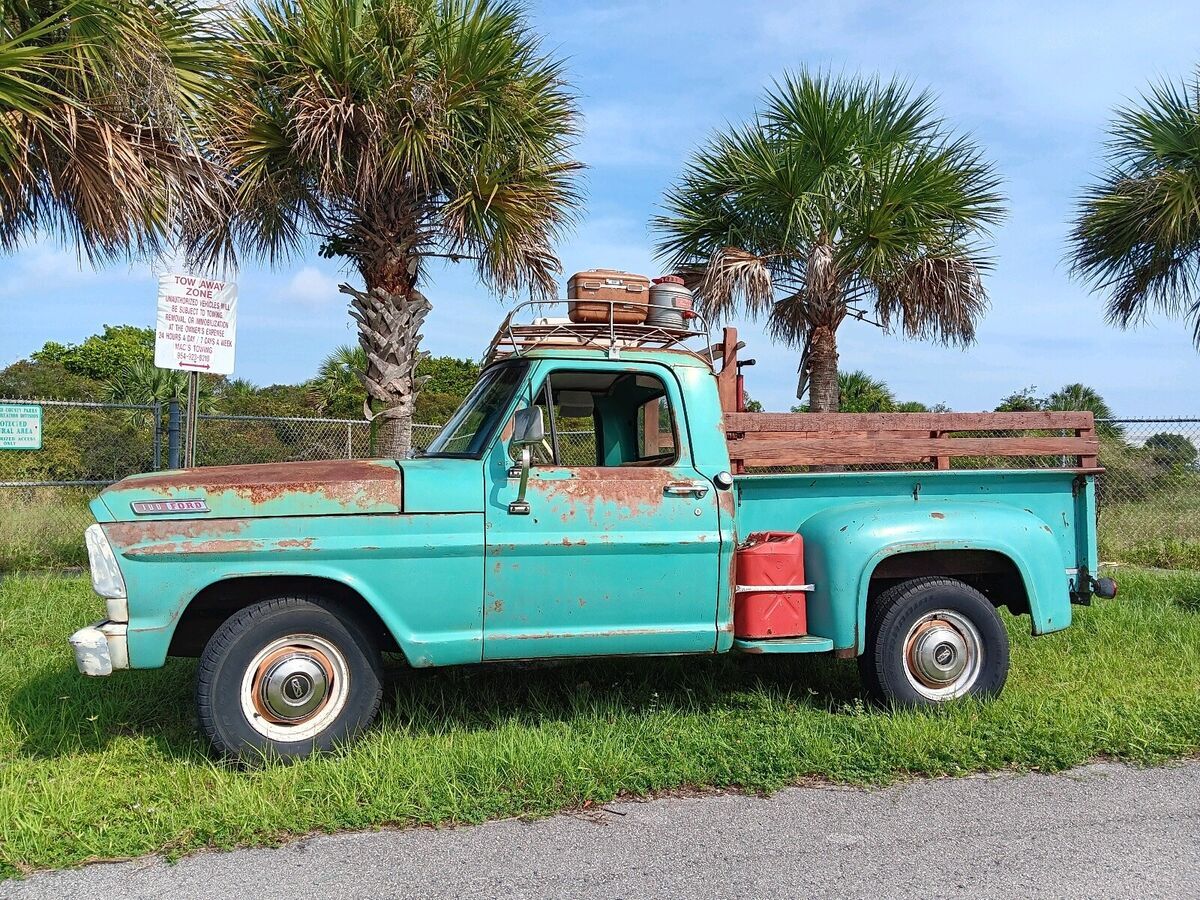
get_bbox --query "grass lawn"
[0,490,91,574]
[1,570,1199,879]
[1099,490,1200,570]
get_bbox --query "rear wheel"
[859,576,1009,707]
[197,595,383,762]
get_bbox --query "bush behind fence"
[2,398,1198,571]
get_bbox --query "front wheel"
[197,595,383,762]
[858,576,1009,707]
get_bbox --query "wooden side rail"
[724,411,1099,471]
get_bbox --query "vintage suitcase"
[566,269,650,324]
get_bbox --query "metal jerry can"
[734,532,810,639]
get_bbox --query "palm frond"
[1069,69,1200,345]
[192,0,581,301]
[0,0,227,262]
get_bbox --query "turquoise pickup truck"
[69,309,1114,761]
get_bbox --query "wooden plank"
[726,433,1097,454]
[726,434,1098,465]
[716,326,739,413]
[931,430,949,470]
[724,410,1095,433]
[1077,425,1098,469]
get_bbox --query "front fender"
[799,499,1072,652]
[104,512,484,669]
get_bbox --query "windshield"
[421,362,528,458]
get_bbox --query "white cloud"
[277,265,342,309]
[0,243,150,297]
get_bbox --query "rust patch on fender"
[930,512,945,519]
[125,538,265,557]
[107,518,252,545]
[275,537,316,550]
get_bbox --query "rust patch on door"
[530,467,671,523]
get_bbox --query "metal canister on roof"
[647,275,694,329]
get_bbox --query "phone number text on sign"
[154,273,238,375]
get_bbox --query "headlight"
[84,524,126,602]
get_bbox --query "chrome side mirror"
[508,407,545,515]
[511,406,545,446]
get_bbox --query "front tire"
[197,595,383,762]
[858,576,1009,707]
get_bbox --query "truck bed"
[735,467,1096,572]
[733,466,1099,650]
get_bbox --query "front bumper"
[69,620,129,676]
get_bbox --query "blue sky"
[3,0,1200,415]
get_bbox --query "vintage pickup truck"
[69,305,1115,760]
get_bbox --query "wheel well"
[168,575,401,658]
[867,550,1030,618]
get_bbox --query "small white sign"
[0,403,42,450]
[155,273,237,375]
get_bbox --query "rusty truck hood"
[97,458,405,521]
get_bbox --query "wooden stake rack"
[711,327,1100,473]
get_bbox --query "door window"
[511,370,678,467]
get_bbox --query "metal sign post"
[183,371,200,468]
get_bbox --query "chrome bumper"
[69,620,129,676]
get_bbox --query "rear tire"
[197,595,383,762]
[858,576,1009,707]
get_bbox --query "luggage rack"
[484,299,715,366]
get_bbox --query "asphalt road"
[6,760,1200,899]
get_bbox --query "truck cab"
[70,304,1114,761]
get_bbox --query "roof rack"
[484,299,715,366]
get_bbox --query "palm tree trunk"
[342,280,430,459]
[807,324,840,413]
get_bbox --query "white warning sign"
[155,273,237,375]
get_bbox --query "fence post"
[346,422,353,459]
[152,401,162,470]
[167,399,181,469]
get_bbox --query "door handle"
[664,481,710,498]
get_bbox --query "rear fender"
[799,500,1072,653]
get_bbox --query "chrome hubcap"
[902,610,983,701]
[241,634,350,742]
[261,653,329,721]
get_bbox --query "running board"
[732,635,834,654]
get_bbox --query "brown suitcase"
[567,269,650,324]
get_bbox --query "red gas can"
[734,532,808,639]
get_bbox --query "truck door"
[483,361,723,659]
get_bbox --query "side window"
[511,370,678,468]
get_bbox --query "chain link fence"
[2,398,1198,572]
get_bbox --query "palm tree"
[1070,72,1200,345]
[790,370,896,412]
[654,71,1005,412]
[189,0,580,456]
[106,358,215,409]
[309,345,368,418]
[1045,383,1123,440]
[0,1,224,260]
[835,370,897,413]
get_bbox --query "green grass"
[2,570,1200,878]
[0,490,91,573]
[1099,491,1200,569]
